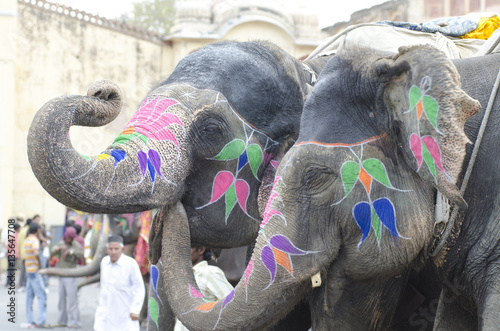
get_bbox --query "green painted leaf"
[113,132,148,146]
[247,144,263,179]
[422,95,439,130]
[363,158,392,188]
[422,144,436,177]
[341,161,360,197]
[225,184,237,218]
[80,154,91,161]
[409,86,421,110]
[371,207,381,242]
[213,139,245,160]
[148,297,159,326]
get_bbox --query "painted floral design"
[197,122,277,223]
[406,77,445,180]
[75,97,183,192]
[340,157,401,244]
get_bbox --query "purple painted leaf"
[151,265,159,295]
[422,136,445,173]
[373,197,399,237]
[353,201,371,243]
[148,149,163,179]
[261,245,276,286]
[410,134,423,169]
[137,151,148,177]
[269,235,306,255]
[209,171,234,203]
[221,290,235,309]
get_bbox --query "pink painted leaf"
[261,209,284,228]
[210,171,234,203]
[422,136,445,173]
[189,284,204,298]
[234,179,250,213]
[244,259,253,287]
[410,133,422,169]
[135,126,179,147]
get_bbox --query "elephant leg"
[433,284,477,330]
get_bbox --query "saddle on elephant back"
[308,13,500,60]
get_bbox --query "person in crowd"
[94,235,145,331]
[71,224,85,266]
[51,226,84,328]
[33,215,50,287]
[25,222,50,328]
[174,245,234,331]
[18,218,31,291]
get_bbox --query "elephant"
[157,44,500,330]
[27,41,332,329]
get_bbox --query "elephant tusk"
[311,271,322,288]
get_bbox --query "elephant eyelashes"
[303,166,335,192]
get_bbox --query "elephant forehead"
[145,84,259,128]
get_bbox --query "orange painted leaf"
[195,301,217,312]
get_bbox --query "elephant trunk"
[28,80,187,214]
[159,202,313,330]
[40,214,110,277]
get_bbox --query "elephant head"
[28,41,317,250]
[159,45,480,329]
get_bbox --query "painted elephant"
[158,44,498,330]
[28,41,331,329]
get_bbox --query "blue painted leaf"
[238,150,248,171]
[373,197,399,237]
[353,201,371,243]
[151,265,159,296]
[269,235,306,255]
[147,158,156,182]
[261,245,276,286]
[111,149,126,166]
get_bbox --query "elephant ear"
[380,45,480,208]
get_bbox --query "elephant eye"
[303,165,335,191]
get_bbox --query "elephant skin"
[159,45,495,330]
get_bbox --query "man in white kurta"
[94,235,145,331]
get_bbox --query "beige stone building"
[0,0,324,227]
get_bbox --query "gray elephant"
[28,41,331,329]
[158,44,500,330]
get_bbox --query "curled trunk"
[27,80,185,214]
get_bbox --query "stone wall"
[12,0,165,224]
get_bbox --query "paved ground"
[0,273,146,330]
